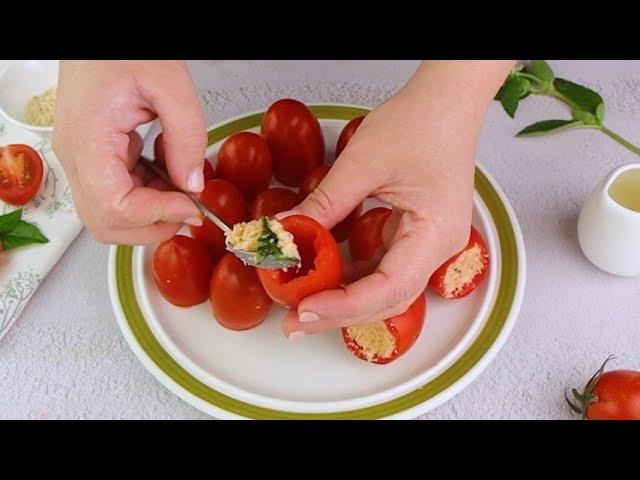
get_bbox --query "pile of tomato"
[152,99,490,364]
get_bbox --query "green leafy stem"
[495,60,640,156]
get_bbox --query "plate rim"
[108,103,527,419]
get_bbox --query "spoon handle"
[139,156,232,234]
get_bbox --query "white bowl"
[0,60,59,139]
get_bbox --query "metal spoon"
[139,156,299,270]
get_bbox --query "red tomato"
[428,226,489,299]
[342,293,426,364]
[256,215,342,309]
[348,207,392,261]
[299,165,362,243]
[335,116,365,159]
[260,99,325,187]
[0,144,44,205]
[250,187,300,220]
[567,356,640,420]
[209,253,273,330]
[152,235,213,307]
[189,179,248,264]
[153,133,215,182]
[216,132,272,199]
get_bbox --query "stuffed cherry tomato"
[256,215,342,309]
[342,293,426,364]
[428,226,489,299]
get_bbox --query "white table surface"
[1,60,639,420]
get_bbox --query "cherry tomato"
[342,293,426,364]
[189,179,248,264]
[250,187,300,220]
[209,253,273,330]
[348,207,392,261]
[335,116,365,159]
[152,235,213,307]
[261,99,325,187]
[428,226,490,299]
[299,165,362,243]
[0,144,44,206]
[153,133,215,182]
[216,132,272,199]
[567,356,640,420]
[257,215,342,309]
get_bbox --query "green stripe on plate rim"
[115,105,518,419]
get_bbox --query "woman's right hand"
[52,60,207,244]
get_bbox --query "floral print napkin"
[0,119,83,341]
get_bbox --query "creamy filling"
[225,217,300,264]
[346,322,396,362]
[442,244,484,298]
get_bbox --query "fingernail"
[299,312,319,323]
[184,216,203,227]
[288,331,306,341]
[187,168,204,193]
[275,210,299,220]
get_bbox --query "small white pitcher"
[578,163,640,276]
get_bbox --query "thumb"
[278,158,375,229]
[142,62,207,193]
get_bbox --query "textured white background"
[1,60,639,419]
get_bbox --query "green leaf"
[1,220,49,250]
[499,77,521,118]
[0,209,23,234]
[572,109,598,125]
[516,119,584,137]
[596,103,605,122]
[554,78,604,115]
[529,60,554,81]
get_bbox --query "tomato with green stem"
[567,355,640,420]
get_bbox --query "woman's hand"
[281,60,514,338]
[52,60,207,245]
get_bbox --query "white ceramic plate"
[109,104,526,419]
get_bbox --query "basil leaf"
[529,60,554,81]
[572,109,598,125]
[499,77,521,118]
[516,119,584,137]
[1,220,49,250]
[596,103,605,123]
[554,78,604,115]
[0,209,23,234]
